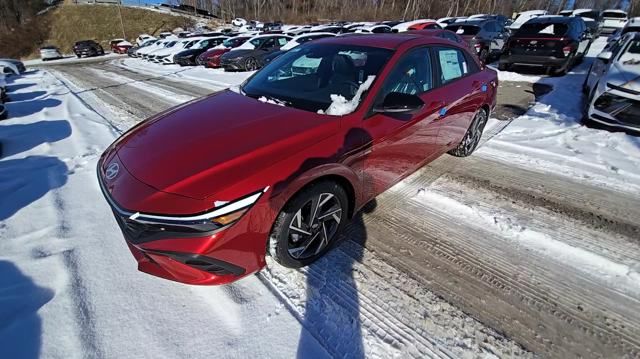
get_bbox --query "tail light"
[562,44,573,57]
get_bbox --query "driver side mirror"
[373,92,424,114]
[597,51,613,63]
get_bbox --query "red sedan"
[110,39,133,54]
[407,21,443,31]
[196,36,251,68]
[98,34,497,285]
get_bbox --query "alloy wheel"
[462,109,488,153]
[246,58,258,71]
[287,193,343,260]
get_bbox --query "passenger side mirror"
[373,92,424,114]
[597,51,613,63]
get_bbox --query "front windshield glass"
[619,39,640,65]
[242,43,393,113]
[515,22,568,37]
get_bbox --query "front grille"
[594,92,640,126]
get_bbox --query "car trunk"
[508,38,567,57]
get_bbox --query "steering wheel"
[341,80,360,97]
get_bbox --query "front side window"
[378,48,433,100]
[436,47,469,83]
[242,44,393,113]
[618,39,640,64]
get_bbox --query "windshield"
[515,23,568,37]
[619,39,640,65]
[603,11,627,19]
[445,25,480,35]
[241,44,393,113]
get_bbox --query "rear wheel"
[448,108,488,157]
[269,181,349,268]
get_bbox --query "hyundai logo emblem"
[105,162,120,180]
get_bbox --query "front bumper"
[175,57,196,66]
[220,58,244,70]
[499,53,568,67]
[587,90,640,132]
[97,153,272,285]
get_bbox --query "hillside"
[45,4,196,54]
[0,4,198,59]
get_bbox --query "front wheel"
[244,57,258,71]
[448,108,488,157]
[269,181,349,268]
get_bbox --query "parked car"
[40,45,63,61]
[73,40,104,58]
[498,16,592,75]
[196,36,252,68]
[583,32,640,132]
[392,19,436,32]
[573,9,603,37]
[158,31,173,39]
[136,34,156,46]
[510,10,548,30]
[110,39,133,54]
[445,18,510,62]
[127,40,157,57]
[406,21,442,31]
[354,24,393,34]
[174,37,228,66]
[601,9,628,34]
[219,34,292,71]
[0,59,26,75]
[608,17,640,43]
[436,17,467,28]
[137,39,171,59]
[263,32,337,64]
[97,33,498,285]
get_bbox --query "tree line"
[172,0,638,23]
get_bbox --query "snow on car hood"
[605,61,640,93]
[115,91,338,199]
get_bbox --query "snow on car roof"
[311,33,421,49]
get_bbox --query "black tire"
[582,82,598,124]
[269,181,349,268]
[479,48,489,64]
[76,54,81,58]
[582,64,593,94]
[448,108,488,157]
[244,57,258,71]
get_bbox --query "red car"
[110,39,132,54]
[98,34,497,285]
[407,21,443,31]
[196,36,251,68]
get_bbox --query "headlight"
[126,187,268,232]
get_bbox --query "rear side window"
[603,11,627,19]
[435,47,470,83]
[446,25,481,35]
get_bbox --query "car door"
[361,47,445,197]
[432,46,484,148]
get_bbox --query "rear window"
[603,11,627,19]
[75,41,93,46]
[445,25,480,35]
[575,11,600,19]
[515,23,569,37]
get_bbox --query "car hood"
[115,90,338,199]
[606,62,640,92]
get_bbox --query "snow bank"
[319,75,375,116]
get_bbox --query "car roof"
[526,15,575,24]
[603,9,627,13]
[312,33,443,50]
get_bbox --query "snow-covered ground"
[2,35,640,358]
[480,38,640,194]
[0,70,329,359]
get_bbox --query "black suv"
[445,19,511,62]
[73,40,104,58]
[498,16,592,75]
